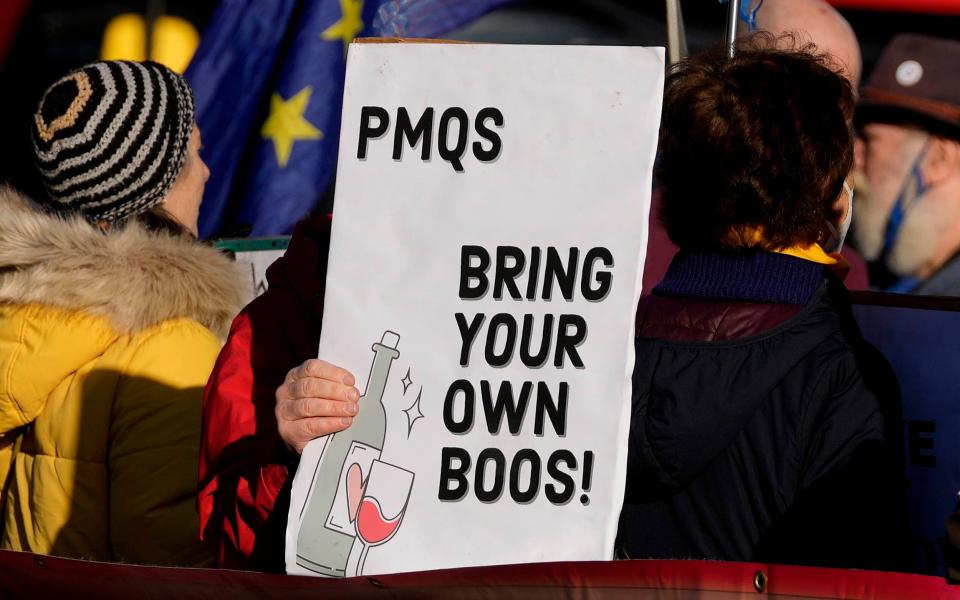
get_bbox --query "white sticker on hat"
[896,60,923,87]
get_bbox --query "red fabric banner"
[0,551,956,599]
[828,0,960,15]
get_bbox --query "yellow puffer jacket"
[0,188,245,566]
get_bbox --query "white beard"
[886,193,952,277]
[851,170,889,261]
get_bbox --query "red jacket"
[198,215,331,571]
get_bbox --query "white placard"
[287,42,663,577]
[233,248,286,303]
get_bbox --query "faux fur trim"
[0,186,246,337]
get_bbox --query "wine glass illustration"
[347,460,414,577]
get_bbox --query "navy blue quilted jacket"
[617,251,909,572]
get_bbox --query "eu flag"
[187,0,512,238]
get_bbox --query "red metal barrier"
[0,0,29,67]
[0,550,956,599]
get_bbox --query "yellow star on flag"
[261,87,323,168]
[322,0,364,49]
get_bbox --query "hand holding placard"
[276,359,360,454]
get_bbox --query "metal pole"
[145,0,166,61]
[724,0,742,58]
[665,0,689,65]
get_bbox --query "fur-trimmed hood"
[0,186,245,337]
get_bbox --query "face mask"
[882,140,931,258]
[824,180,854,254]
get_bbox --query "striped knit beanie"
[31,60,195,222]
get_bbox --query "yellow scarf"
[734,226,849,277]
[777,243,838,266]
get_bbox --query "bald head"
[755,0,862,87]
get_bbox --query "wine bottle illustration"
[296,331,400,576]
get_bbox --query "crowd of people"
[0,0,957,579]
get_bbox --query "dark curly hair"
[657,33,856,252]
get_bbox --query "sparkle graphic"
[403,387,424,438]
[401,368,413,394]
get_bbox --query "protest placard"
[214,238,290,303]
[286,41,664,577]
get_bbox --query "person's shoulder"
[797,287,900,414]
[915,253,960,295]
[131,316,221,346]
[796,307,870,381]
[122,317,222,383]
[241,281,303,316]
[230,283,317,354]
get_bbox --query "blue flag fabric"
[187,0,512,238]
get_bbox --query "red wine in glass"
[357,497,404,545]
[347,460,414,576]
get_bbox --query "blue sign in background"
[854,300,960,575]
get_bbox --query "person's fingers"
[277,396,360,421]
[293,376,358,402]
[276,360,359,453]
[278,376,359,404]
[290,359,356,386]
[287,416,354,452]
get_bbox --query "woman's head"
[159,125,209,235]
[657,33,856,252]
[30,60,205,235]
